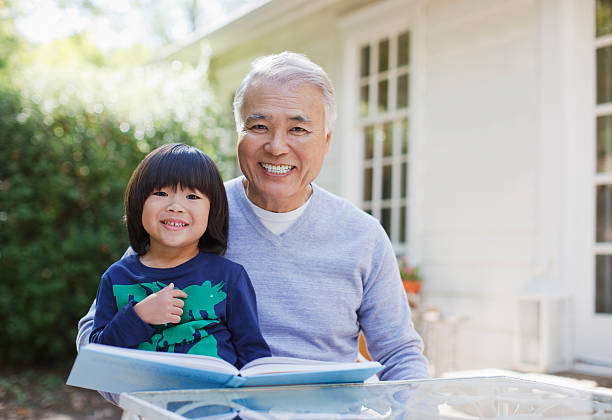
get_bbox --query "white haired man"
[77,52,429,396]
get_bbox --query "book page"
[90,344,239,374]
[239,356,382,376]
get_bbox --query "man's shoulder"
[103,255,139,279]
[224,176,243,193]
[313,184,380,226]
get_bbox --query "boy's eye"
[152,191,167,197]
[186,194,200,200]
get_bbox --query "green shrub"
[0,60,232,365]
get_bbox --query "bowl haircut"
[124,143,228,256]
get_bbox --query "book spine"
[224,375,247,388]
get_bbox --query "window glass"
[398,32,410,66]
[597,45,612,104]
[378,39,389,73]
[381,207,391,236]
[397,74,409,109]
[400,205,407,243]
[597,0,612,37]
[378,79,388,113]
[596,255,612,314]
[360,85,369,117]
[383,122,393,157]
[597,115,612,173]
[364,125,375,159]
[360,45,371,77]
[402,118,409,154]
[382,164,392,200]
[401,162,408,199]
[363,167,373,201]
[596,185,612,242]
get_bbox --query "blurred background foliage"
[0,0,239,365]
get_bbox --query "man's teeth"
[162,221,187,227]
[261,163,293,174]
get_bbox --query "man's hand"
[134,283,187,325]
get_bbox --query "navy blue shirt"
[90,252,271,369]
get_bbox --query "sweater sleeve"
[78,247,138,351]
[226,268,271,368]
[76,300,95,351]
[358,229,430,380]
[89,272,155,348]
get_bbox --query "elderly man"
[77,51,429,382]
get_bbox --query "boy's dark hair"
[125,143,228,256]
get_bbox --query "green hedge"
[0,66,231,364]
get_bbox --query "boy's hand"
[134,283,187,325]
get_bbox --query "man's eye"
[186,194,200,200]
[152,191,167,197]
[290,127,308,134]
[249,124,267,131]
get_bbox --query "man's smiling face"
[237,81,331,212]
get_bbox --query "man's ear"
[323,131,332,154]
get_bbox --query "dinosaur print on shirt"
[112,280,226,355]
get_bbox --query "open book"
[67,344,383,394]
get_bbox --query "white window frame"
[338,0,424,258]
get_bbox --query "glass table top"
[119,376,612,419]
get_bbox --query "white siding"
[420,0,540,370]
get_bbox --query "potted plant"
[398,255,422,295]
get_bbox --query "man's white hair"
[233,51,337,136]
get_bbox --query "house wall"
[417,0,540,371]
[174,0,569,374]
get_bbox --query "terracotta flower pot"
[402,280,421,295]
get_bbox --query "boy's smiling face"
[141,185,210,259]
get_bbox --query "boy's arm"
[227,268,271,368]
[89,271,158,348]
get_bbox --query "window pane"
[597,185,612,242]
[364,125,374,159]
[402,118,409,154]
[363,167,373,201]
[596,255,612,314]
[597,0,612,37]
[360,85,369,117]
[397,74,409,109]
[401,161,408,199]
[382,164,392,199]
[400,205,407,243]
[398,31,410,66]
[378,39,389,73]
[383,122,393,157]
[378,79,388,113]
[597,45,612,104]
[598,115,612,173]
[360,45,370,77]
[381,207,391,237]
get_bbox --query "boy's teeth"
[163,221,186,227]
[261,163,293,174]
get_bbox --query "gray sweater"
[77,177,429,381]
